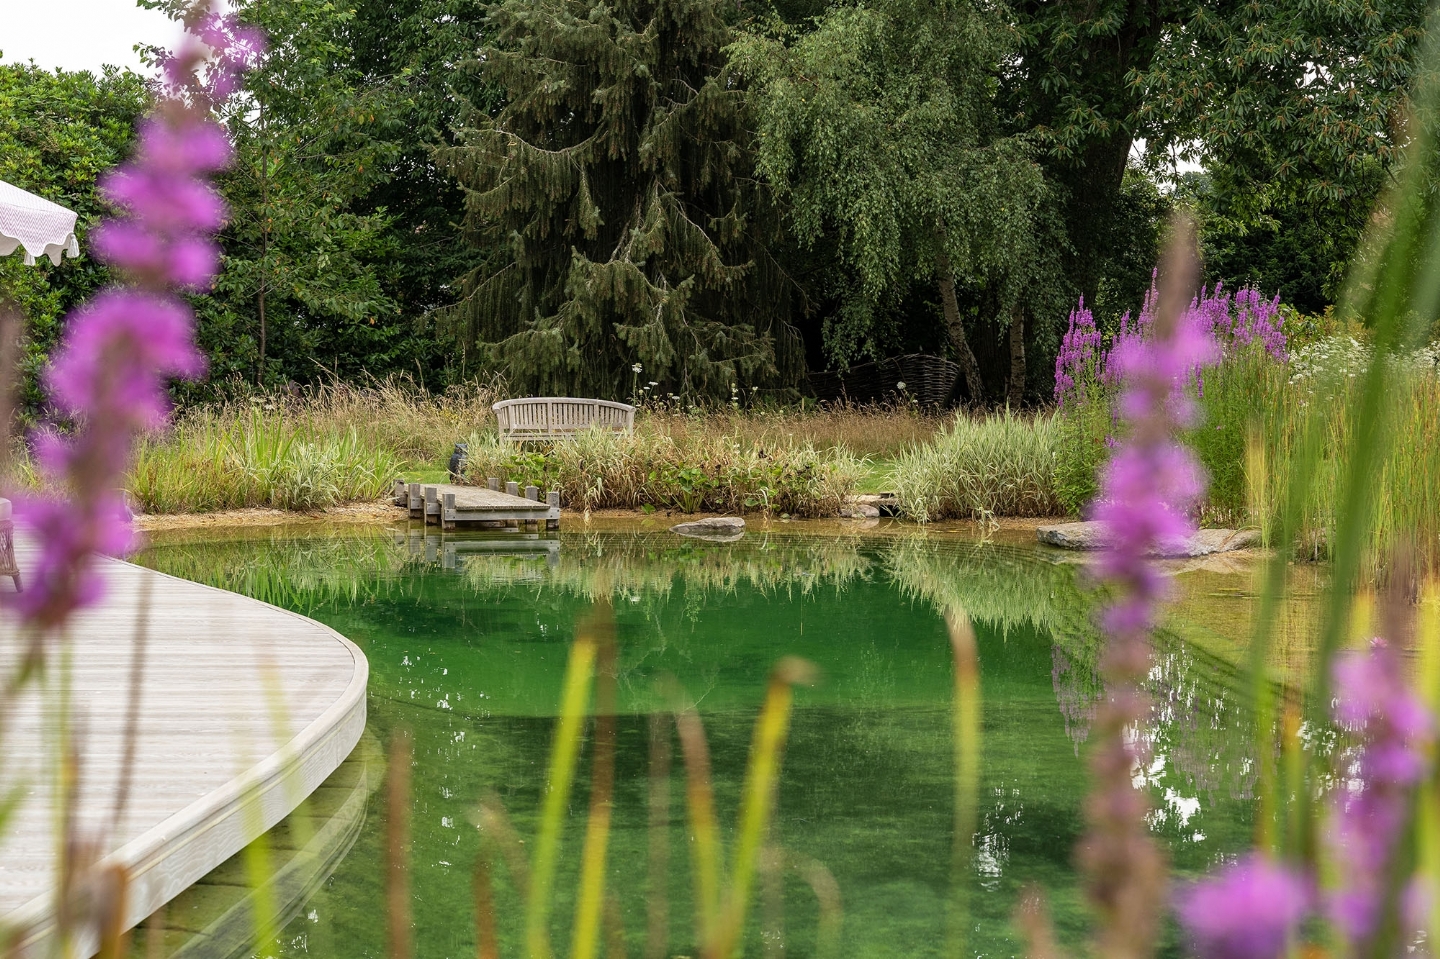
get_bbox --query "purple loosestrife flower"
[1325,639,1433,944]
[7,5,261,631]
[1176,855,1311,959]
[1076,236,1218,959]
[1055,296,1103,407]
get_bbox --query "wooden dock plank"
[0,536,368,958]
[440,484,546,510]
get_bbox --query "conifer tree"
[437,0,800,399]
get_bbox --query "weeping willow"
[435,0,804,399]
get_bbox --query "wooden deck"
[396,479,560,530]
[0,536,368,957]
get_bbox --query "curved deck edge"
[4,561,369,958]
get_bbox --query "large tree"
[731,0,1061,404]
[1004,0,1428,313]
[143,0,491,390]
[1144,0,1428,307]
[437,0,803,399]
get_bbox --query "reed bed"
[1236,338,1440,570]
[637,400,946,457]
[128,410,405,513]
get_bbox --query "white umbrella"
[0,179,81,267]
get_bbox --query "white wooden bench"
[493,397,636,442]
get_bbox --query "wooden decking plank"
[0,536,368,958]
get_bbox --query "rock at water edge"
[670,516,746,541]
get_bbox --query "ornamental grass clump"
[888,410,1063,522]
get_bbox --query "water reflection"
[136,523,1261,959]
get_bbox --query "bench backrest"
[493,397,636,440]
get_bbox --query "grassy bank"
[98,383,947,516]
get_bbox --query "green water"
[136,524,1257,959]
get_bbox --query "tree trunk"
[935,251,984,405]
[1007,306,1026,408]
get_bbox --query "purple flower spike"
[1325,639,1434,943]
[1074,237,1219,959]
[1055,296,1102,407]
[45,291,205,427]
[7,4,261,631]
[1177,855,1310,959]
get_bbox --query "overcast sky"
[1,0,177,74]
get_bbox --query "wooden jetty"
[394,478,560,531]
[0,537,368,958]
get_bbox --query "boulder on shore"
[1036,521,1260,557]
[670,516,745,542]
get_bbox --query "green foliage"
[1187,348,1274,524]
[888,410,1063,522]
[1053,390,1111,516]
[198,0,403,387]
[141,0,492,392]
[126,409,404,513]
[731,0,1060,382]
[0,62,147,414]
[437,0,801,400]
[1156,0,1426,313]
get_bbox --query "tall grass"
[888,410,1063,522]
[121,378,496,513]
[104,383,936,516]
[1211,337,1440,574]
[129,409,404,513]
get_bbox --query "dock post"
[442,492,457,531]
[487,477,500,491]
[408,482,423,519]
[547,490,560,531]
[524,485,539,501]
[506,481,519,497]
[424,486,439,526]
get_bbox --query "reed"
[127,409,404,513]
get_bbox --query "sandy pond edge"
[133,500,1063,537]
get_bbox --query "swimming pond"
[136,523,1259,959]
